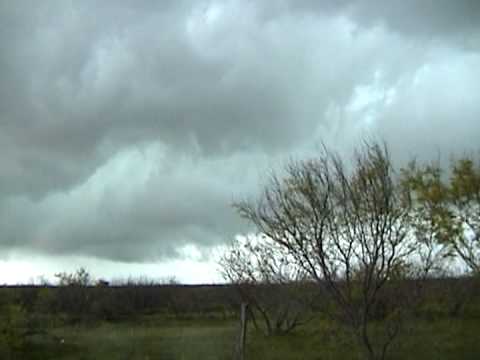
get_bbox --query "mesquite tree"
[233,142,416,360]
[219,235,315,336]
[402,157,480,274]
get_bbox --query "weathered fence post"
[236,302,248,360]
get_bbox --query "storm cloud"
[1,1,479,271]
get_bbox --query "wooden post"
[236,302,248,360]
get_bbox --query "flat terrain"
[1,281,478,359]
[10,315,479,360]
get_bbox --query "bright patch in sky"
[0,250,222,285]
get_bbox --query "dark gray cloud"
[290,0,480,46]
[0,1,479,263]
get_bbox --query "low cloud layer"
[1,1,479,267]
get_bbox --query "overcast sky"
[1,1,479,284]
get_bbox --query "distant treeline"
[1,276,479,324]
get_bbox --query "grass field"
[7,314,478,360]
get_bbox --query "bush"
[0,304,29,353]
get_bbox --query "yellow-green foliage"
[450,159,480,200]
[402,156,480,272]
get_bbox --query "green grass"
[246,316,480,360]
[46,320,237,360]
[7,314,480,359]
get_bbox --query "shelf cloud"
[0,1,479,274]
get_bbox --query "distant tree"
[54,268,93,323]
[233,141,417,360]
[55,267,92,287]
[219,235,315,336]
